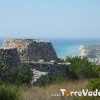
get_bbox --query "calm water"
[49,38,100,58]
[0,38,3,47]
[1,38,100,58]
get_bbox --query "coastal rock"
[80,45,100,64]
[80,45,100,58]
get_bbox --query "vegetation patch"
[0,84,22,100]
[0,58,30,85]
[87,78,100,91]
[65,56,100,80]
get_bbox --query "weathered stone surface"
[31,69,48,84]
[2,39,58,62]
[0,48,21,67]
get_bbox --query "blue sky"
[0,0,100,38]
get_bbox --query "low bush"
[0,84,22,100]
[3,65,30,85]
[87,78,100,91]
[65,56,99,80]
[0,57,30,85]
[17,65,30,84]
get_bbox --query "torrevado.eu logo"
[51,89,100,97]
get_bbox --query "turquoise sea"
[1,38,100,58]
[49,38,100,58]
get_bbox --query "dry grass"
[20,79,89,100]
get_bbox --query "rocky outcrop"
[0,48,21,67]
[2,39,58,62]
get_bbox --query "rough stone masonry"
[0,39,70,85]
[0,47,21,67]
[2,39,58,62]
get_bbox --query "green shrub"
[0,59,30,85]
[94,65,100,78]
[2,67,18,84]
[0,84,22,100]
[65,56,98,79]
[17,65,30,84]
[6,65,30,85]
[87,78,100,91]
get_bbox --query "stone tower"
[2,39,58,62]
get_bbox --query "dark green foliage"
[87,78,100,91]
[2,67,18,84]
[17,66,30,84]
[93,65,100,78]
[0,58,30,84]
[65,56,99,79]
[0,84,22,100]
[3,66,30,85]
[80,79,100,100]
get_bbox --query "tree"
[65,56,97,79]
